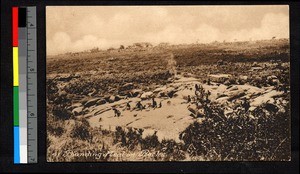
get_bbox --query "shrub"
[141,132,160,150]
[48,124,64,137]
[114,127,143,150]
[160,139,186,161]
[52,105,72,120]
[70,118,92,141]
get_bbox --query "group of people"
[112,97,162,117]
[186,84,211,105]
[129,98,162,111]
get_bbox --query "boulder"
[157,87,177,98]
[216,97,229,105]
[224,80,231,86]
[96,99,106,105]
[72,107,84,116]
[228,86,238,91]
[251,90,282,107]
[57,74,73,81]
[67,103,82,111]
[115,95,122,101]
[58,90,67,97]
[84,98,101,107]
[108,96,115,103]
[209,74,231,83]
[216,94,228,99]
[153,86,167,93]
[216,84,228,92]
[250,66,263,71]
[227,91,246,102]
[239,75,248,81]
[164,87,177,98]
[129,89,142,97]
[107,95,121,103]
[267,75,277,80]
[81,98,90,105]
[141,92,154,100]
[121,83,134,91]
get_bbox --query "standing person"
[113,107,121,117]
[126,102,131,110]
[136,101,144,110]
[187,95,191,103]
[195,84,199,91]
[158,101,162,108]
[152,98,157,108]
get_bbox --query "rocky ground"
[57,70,286,141]
[46,39,290,161]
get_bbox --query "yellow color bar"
[13,47,19,86]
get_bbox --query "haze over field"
[46,5,289,55]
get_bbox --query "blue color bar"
[14,126,20,163]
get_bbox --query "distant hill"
[47,38,289,74]
[171,39,289,66]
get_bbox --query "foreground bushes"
[180,102,290,161]
[113,126,186,161]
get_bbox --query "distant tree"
[119,45,125,49]
[90,47,99,53]
[107,47,115,51]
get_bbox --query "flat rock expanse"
[79,75,285,142]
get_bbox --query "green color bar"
[13,86,19,126]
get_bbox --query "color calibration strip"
[13,6,21,164]
[13,6,38,164]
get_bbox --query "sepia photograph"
[46,6,290,162]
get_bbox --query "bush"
[52,105,72,120]
[160,139,186,161]
[70,118,92,141]
[114,126,143,150]
[48,124,64,137]
[141,132,160,150]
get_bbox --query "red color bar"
[12,7,18,46]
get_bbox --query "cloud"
[47,32,111,55]
[227,12,289,41]
[47,32,71,55]
[77,15,105,37]
[47,6,289,55]
[144,24,221,44]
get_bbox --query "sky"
[46,5,289,55]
